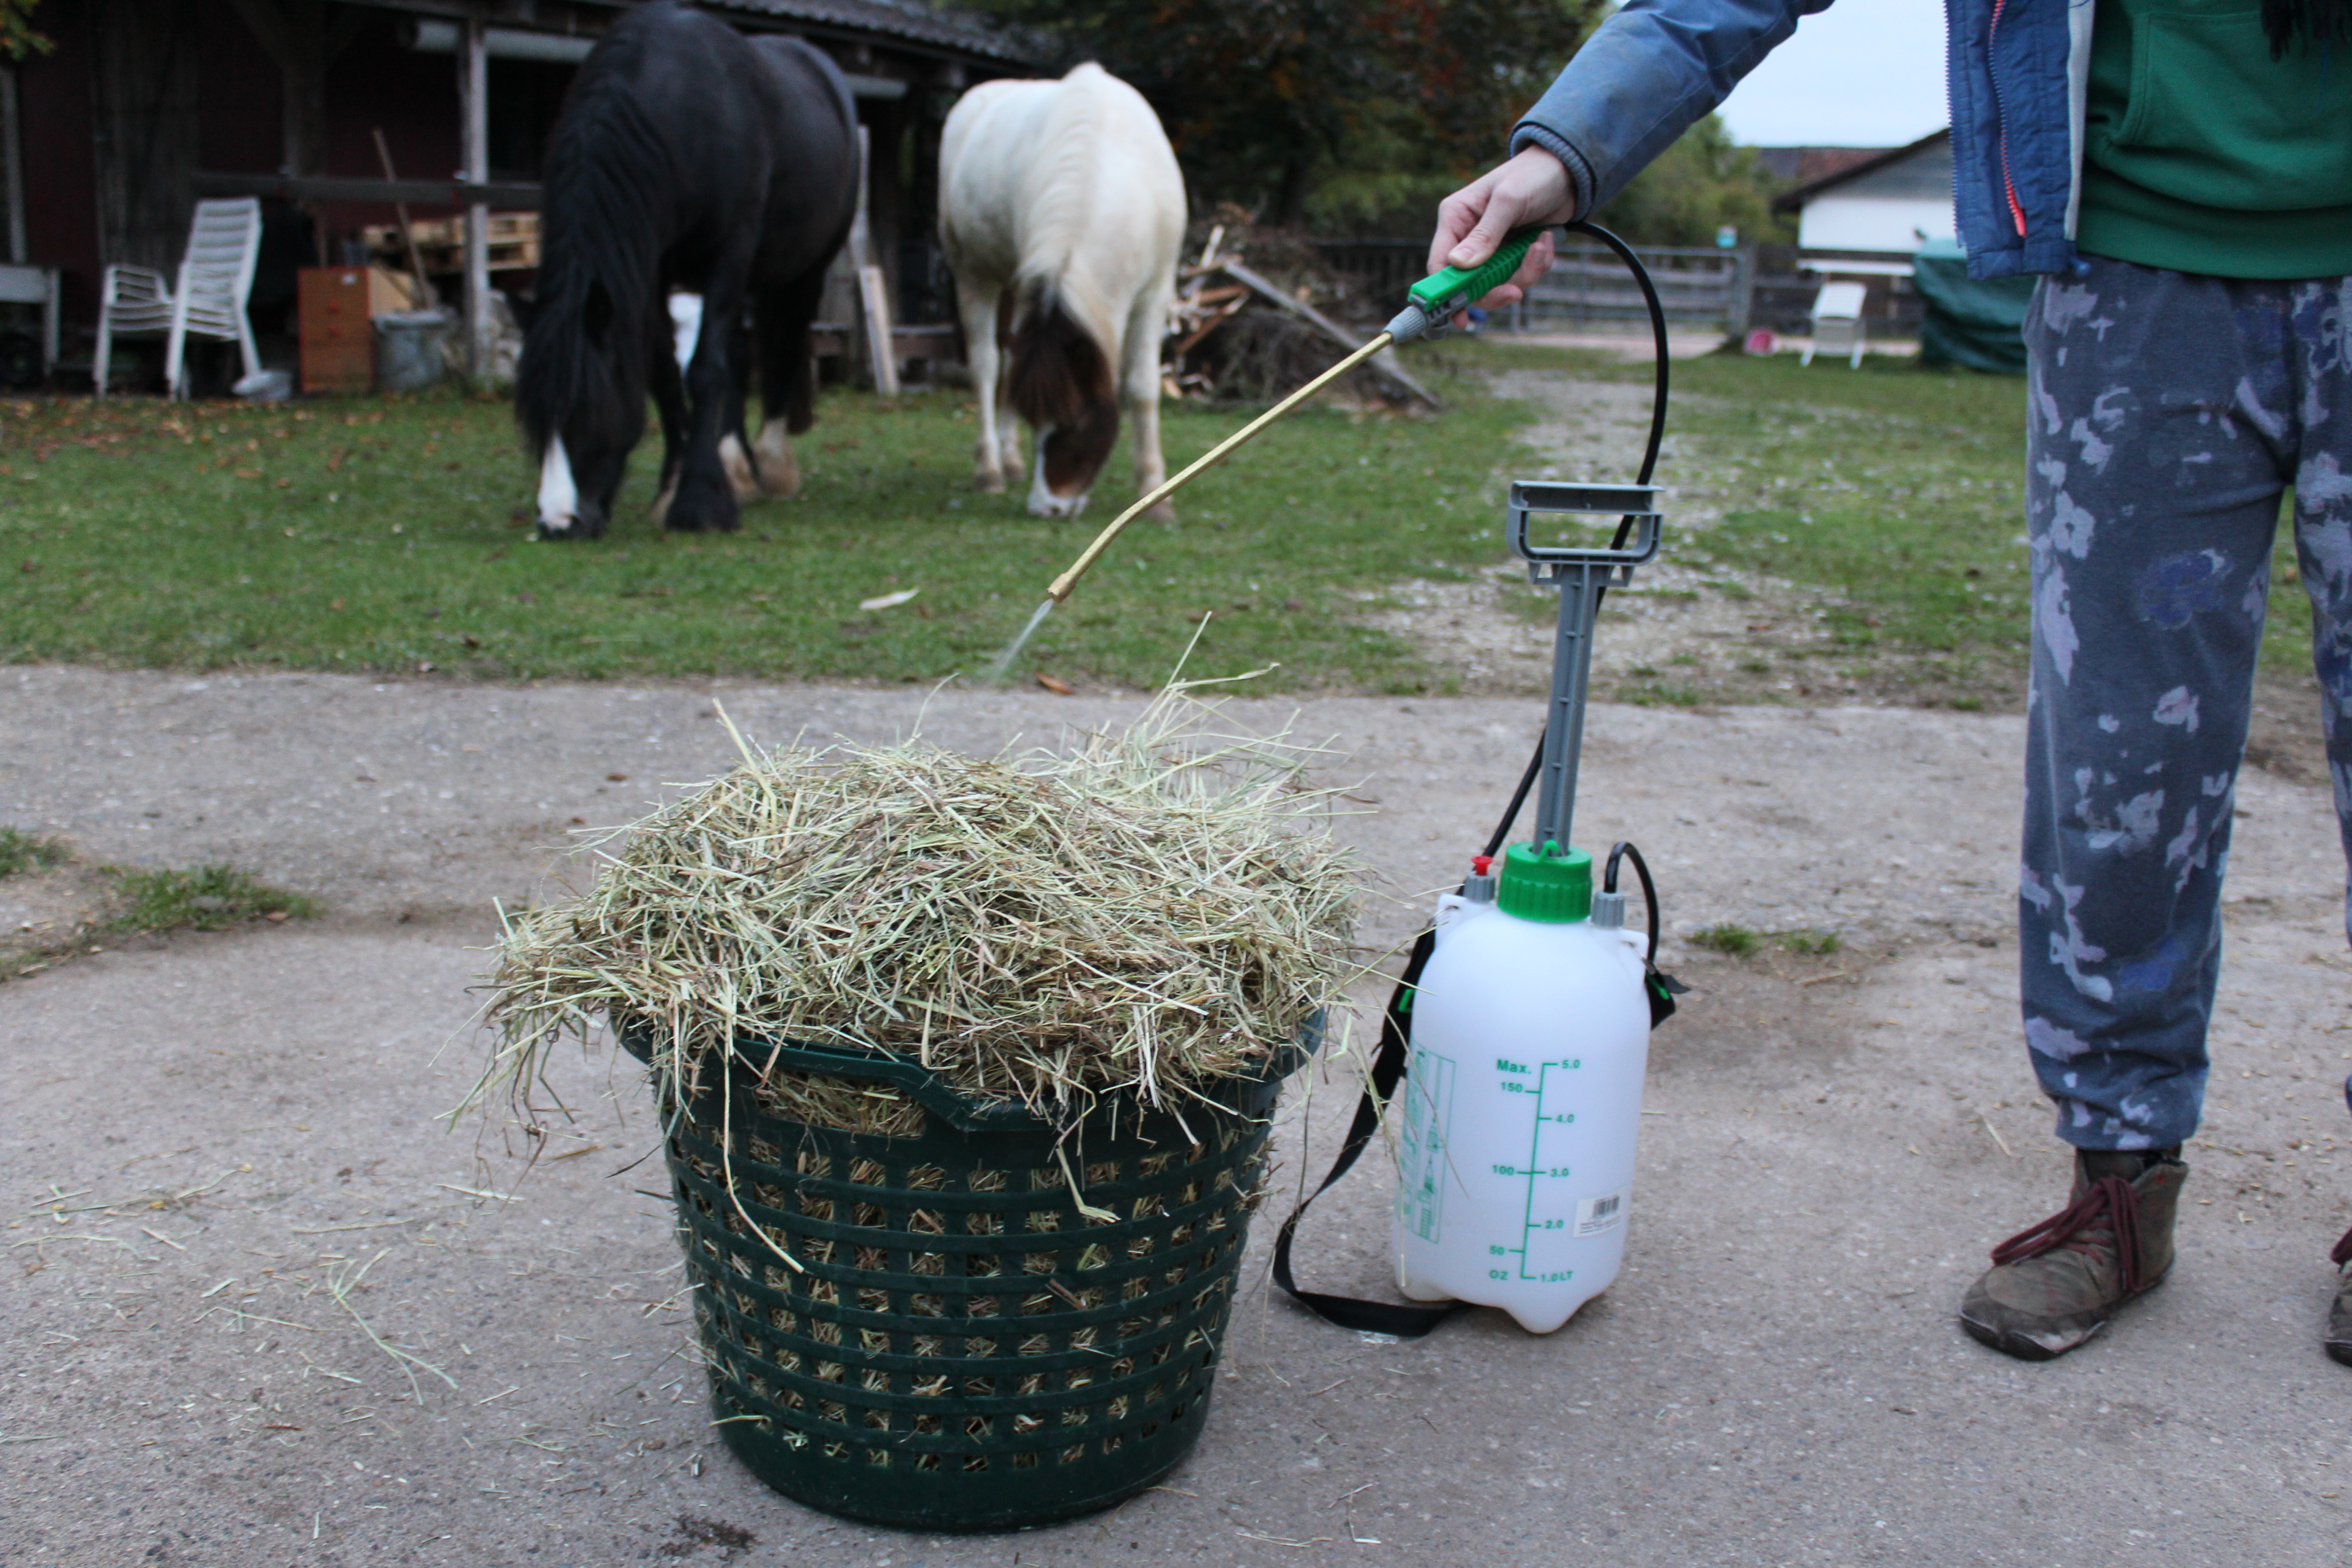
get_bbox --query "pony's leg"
[959,281,1008,493]
[719,319,759,504]
[647,314,690,525]
[1126,291,1174,523]
[747,267,828,498]
[667,269,752,533]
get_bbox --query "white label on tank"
[1574,1191,1627,1237]
[1396,1049,1455,1243]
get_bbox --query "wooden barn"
[5,0,1038,390]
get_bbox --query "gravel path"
[6,666,2352,1564]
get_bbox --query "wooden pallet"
[363,212,539,274]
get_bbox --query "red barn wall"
[19,1,103,327]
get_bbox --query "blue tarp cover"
[1913,239,2034,375]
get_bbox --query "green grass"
[1689,921,1841,958]
[1576,348,2311,697]
[0,359,1538,694]
[100,864,318,934]
[0,825,68,877]
[1690,923,1759,956]
[8,344,2311,702]
[1775,928,1842,956]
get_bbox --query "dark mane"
[515,27,667,459]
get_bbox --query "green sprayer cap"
[1497,841,1592,923]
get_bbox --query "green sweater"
[2079,0,2352,279]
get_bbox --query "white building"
[1770,129,1955,274]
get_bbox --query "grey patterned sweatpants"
[2022,256,2352,1152]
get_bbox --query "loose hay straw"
[469,683,1362,1137]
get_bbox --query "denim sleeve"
[1510,0,1835,217]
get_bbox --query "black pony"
[519,1,858,538]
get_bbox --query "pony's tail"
[1006,278,1112,431]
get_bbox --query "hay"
[471,689,1360,1136]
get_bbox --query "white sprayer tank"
[1394,842,1652,1333]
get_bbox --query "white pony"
[939,63,1186,519]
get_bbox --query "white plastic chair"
[1800,281,1868,368]
[94,198,263,397]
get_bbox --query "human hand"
[1427,147,1578,319]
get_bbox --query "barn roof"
[708,0,1046,65]
[1768,128,1951,214]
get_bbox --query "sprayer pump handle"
[1406,227,1545,320]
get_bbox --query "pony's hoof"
[539,509,603,540]
[648,485,676,526]
[975,471,1008,495]
[1142,500,1176,524]
[663,483,740,533]
[720,434,760,503]
[753,422,800,497]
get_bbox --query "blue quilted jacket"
[1510,0,2092,279]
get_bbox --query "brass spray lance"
[983,228,1548,682]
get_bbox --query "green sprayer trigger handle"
[1406,227,1544,318]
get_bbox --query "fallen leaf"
[1034,674,1074,696]
[265,911,290,923]
[607,773,628,782]
[858,587,920,611]
[328,598,345,610]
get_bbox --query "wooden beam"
[459,13,491,377]
[191,172,542,207]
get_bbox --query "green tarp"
[1912,239,2036,375]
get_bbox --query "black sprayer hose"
[1605,840,1664,966]
[1482,219,1671,858]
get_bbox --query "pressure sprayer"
[1269,224,1687,1338]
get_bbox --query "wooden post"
[459,13,491,377]
[847,126,899,397]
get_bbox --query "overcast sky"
[1712,0,1950,147]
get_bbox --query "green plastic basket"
[623,1024,1308,1533]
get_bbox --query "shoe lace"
[1989,1174,2146,1294]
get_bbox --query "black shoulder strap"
[1269,924,1459,1337]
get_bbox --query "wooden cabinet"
[297,267,412,394]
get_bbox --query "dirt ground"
[7,661,2352,1567]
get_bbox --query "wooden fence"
[1313,239,1754,338]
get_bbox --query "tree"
[2,0,53,60]
[971,0,1595,229]
[1593,114,1793,248]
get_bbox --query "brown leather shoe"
[1959,1149,2186,1361]
[2325,1227,2352,1368]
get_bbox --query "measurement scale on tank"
[1485,1054,1603,1284]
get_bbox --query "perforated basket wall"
[650,1040,1291,1534]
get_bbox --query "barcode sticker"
[1574,1191,1626,1237]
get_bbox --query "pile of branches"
[1166,207,1433,409]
